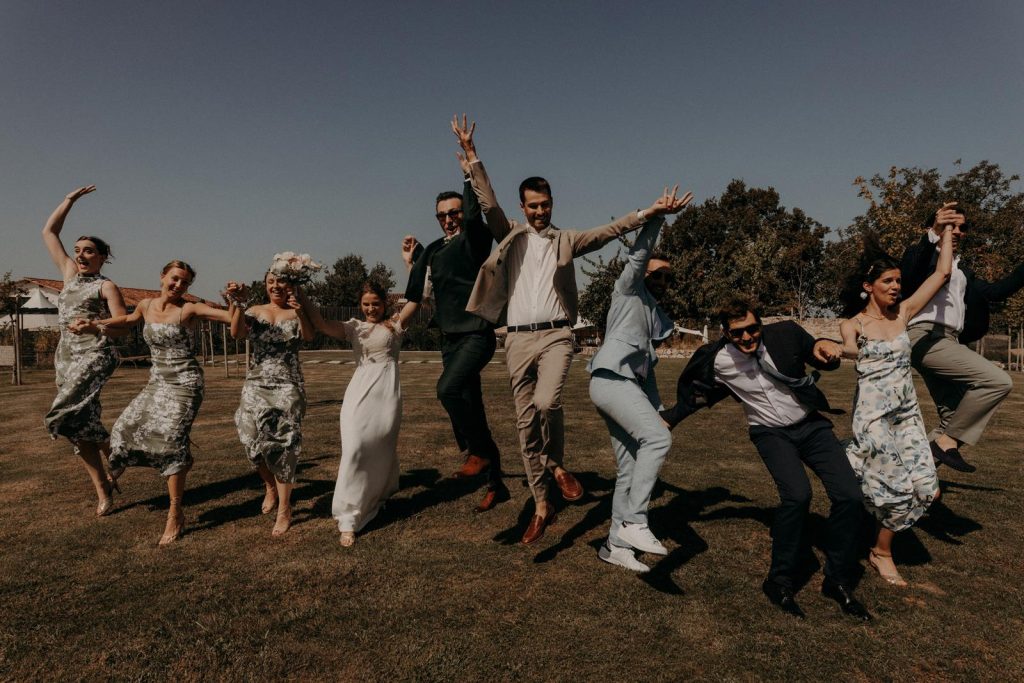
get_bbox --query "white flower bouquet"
[269,251,322,285]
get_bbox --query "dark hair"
[359,280,389,317]
[435,191,462,208]
[924,205,970,231]
[161,260,197,281]
[838,235,900,318]
[718,298,761,329]
[518,176,552,203]
[648,252,671,264]
[75,235,113,260]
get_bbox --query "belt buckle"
[529,321,540,332]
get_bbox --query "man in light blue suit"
[587,185,693,572]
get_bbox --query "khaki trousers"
[908,323,1013,446]
[503,327,574,503]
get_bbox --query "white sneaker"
[598,543,650,573]
[617,523,668,555]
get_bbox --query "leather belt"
[505,319,572,333]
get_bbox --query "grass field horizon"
[1,352,1022,681]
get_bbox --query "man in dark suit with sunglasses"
[660,299,870,621]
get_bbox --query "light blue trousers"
[589,370,672,549]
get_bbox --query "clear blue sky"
[3,1,1022,299]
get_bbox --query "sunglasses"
[645,270,674,283]
[435,209,464,220]
[727,323,761,339]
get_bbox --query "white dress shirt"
[505,227,567,326]
[908,230,967,332]
[713,343,811,428]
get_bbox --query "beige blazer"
[465,159,645,325]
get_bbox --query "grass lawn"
[1,353,1022,681]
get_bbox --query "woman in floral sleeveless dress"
[96,261,232,544]
[227,271,313,537]
[838,211,956,586]
[300,281,416,547]
[41,186,128,516]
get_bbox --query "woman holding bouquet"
[226,253,317,537]
[42,185,128,516]
[91,260,232,545]
[299,280,415,547]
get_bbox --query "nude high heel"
[159,497,184,546]
[868,549,908,587]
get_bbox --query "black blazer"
[660,320,842,428]
[901,233,1024,344]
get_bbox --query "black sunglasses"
[435,209,464,220]
[727,323,761,339]
[645,270,674,283]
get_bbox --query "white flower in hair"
[270,251,323,285]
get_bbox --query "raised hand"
[401,235,420,267]
[932,201,964,234]
[451,113,478,163]
[286,291,302,310]
[222,281,250,305]
[65,186,96,203]
[644,185,695,218]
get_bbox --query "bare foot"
[271,506,292,537]
[339,531,355,547]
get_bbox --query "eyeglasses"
[645,270,674,283]
[727,323,761,339]
[435,209,464,220]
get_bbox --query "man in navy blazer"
[587,186,693,573]
[661,300,870,621]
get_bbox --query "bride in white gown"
[300,281,414,546]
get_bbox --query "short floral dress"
[44,273,118,450]
[845,329,938,531]
[234,314,306,483]
[109,319,204,477]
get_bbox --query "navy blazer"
[587,217,672,405]
[901,233,1024,344]
[659,320,842,428]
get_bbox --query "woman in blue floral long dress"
[838,206,957,586]
[227,270,314,537]
[41,185,128,517]
[95,261,232,545]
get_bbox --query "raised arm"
[900,224,953,321]
[286,289,316,342]
[395,299,420,328]
[89,298,150,332]
[453,114,514,241]
[224,282,251,339]
[296,289,349,341]
[401,235,423,274]
[185,301,233,325]
[573,185,694,257]
[42,186,96,280]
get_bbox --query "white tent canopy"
[16,288,59,329]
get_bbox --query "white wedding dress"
[332,319,402,533]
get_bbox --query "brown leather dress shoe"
[475,484,510,513]
[553,470,583,501]
[521,511,558,545]
[453,454,490,479]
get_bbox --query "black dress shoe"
[821,580,872,621]
[929,441,976,473]
[762,579,806,619]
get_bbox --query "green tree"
[310,255,395,307]
[656,180,828,323]
[0,272,23,322]
[578,251,626,334]
[825,160,1024,323]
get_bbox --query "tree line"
[579,160,1024,333]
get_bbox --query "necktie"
[754,353,816,388]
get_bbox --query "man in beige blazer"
[452,115,689,544]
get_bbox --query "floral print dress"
[44,273,118,450]
[845,330,938,531]
[109,319,203,477]
[234,314,306,483]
